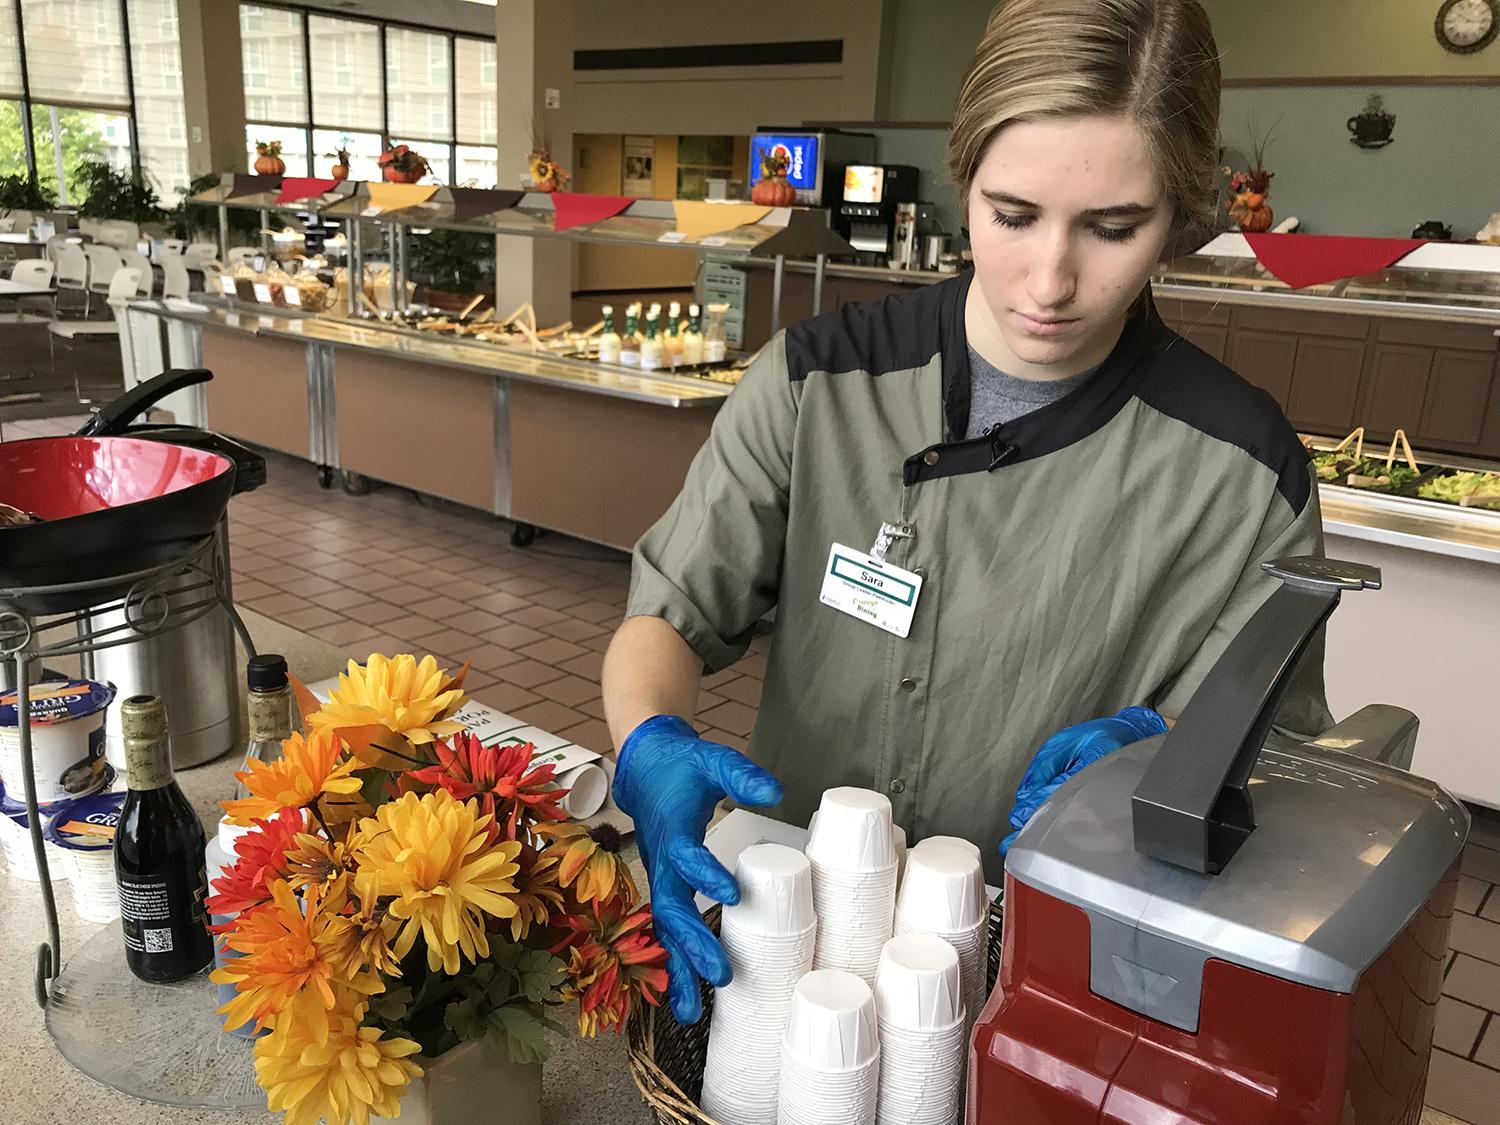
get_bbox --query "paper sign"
[657,231,687,244]
[252,283,272,303]
[284,287,302,308]
[218,276,236,296]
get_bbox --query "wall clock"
[1435,0,1498,53]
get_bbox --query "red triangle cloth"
[551,192,633,232]
[276,177,339,205]
[1243,232,1426,290]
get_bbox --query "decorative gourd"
[329,147,351,182]
[750,153,797,207]
[1225,167,1274,233]
[377,144,428,184]
[253,140,285,177]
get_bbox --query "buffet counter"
[134,300,727,551]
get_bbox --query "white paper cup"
[896,839,986,932]
[806,787,896,870]
[779,1053,880,1125]
[918,834,981,860]
[876,933,963,1030]
[551,761,608,819]
[723,843,814,935]
[783,969,879,1071]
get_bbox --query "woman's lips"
[1014,311,1080,337]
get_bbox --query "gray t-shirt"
[964,344,1097,439]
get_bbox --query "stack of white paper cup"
[778,970,881,1125]
[808,809,907,878]
[806,787,899,986]
[700,844,816,1125]
[894,838,989,1034]
[874,933,967,1125]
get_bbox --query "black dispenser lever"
[1131,556,1382,875]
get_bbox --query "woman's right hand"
[612,714,783,1024]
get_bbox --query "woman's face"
[964,113,1173,378]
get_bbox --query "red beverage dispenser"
[969,558,1470,1125]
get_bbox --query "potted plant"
[210,654,667,1125]
[254,140,285,176]
[329,147,352,182]
[750,151,797,207]
[172,172,260,243]
[74,160,167,224]
[0,174,56,217]
[408,228,496,312]
[378,144,429,184]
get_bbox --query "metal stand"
[0,530,254,1008]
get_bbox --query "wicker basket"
[626,899,1006,1125]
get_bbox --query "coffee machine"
[970,556,1469,1124]
[840,164,920,261]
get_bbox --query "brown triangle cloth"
[228,174,282,198]
[451,187,525,222]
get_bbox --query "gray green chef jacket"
[628,270,1332,883]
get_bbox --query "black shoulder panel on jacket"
[1136,332,1313,515]
[783,273,960,383]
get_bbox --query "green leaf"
[443,996,487,1042]
[368,985,413,1025]
[514,950,567,1005]
[360,767,392,809]
[487,1004,556,1065]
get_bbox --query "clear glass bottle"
[597,304,622,364]
[639,311,663,370]
[619,305,641,366]
[664,300,683,359]
[231,654,293,802]
[704,302,729,364]
[681,303,704,365]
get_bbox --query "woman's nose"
[1025,230,1078,310]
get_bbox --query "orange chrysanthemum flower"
[550,898,668,1037]
[207,808,304,918]
[212,881,377,1034]
[404,733,567,841]
[535,821,638,905]
[221,729,362,826]
[317,888,401,981]
[285,822,356,902]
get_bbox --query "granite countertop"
[0,610,653,1124]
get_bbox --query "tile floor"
[3,413,1497,1124]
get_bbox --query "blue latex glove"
[999,706,1168,857]
[613,714,783,1024]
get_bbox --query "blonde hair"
[948,0,1222,231]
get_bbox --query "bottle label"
[124,740,174,791]
[119,867,208,956]
[247,688,291,743]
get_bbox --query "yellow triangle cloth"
[365,182,439,214]
[673,201,773,240]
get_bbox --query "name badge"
[819,543,923,638]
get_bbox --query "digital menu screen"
[843,165,884,204]
[750,133,821,192]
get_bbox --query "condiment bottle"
[619,304,641,367]
[640,310,663,370]
[681,303,704,365]
[704,302,729,364]
[597,304,622,364]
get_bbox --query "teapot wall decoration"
[1349,94,1396,149]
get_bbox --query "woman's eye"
[990,210,1033,230]
[1091,224,1138,243]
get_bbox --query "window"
[386,28,449,141]
[26,0,130,107]
[0,0,21,100]
[309,15,381,131]
[246,123,310,178]
[454,37,495,147]
[32,103,132,205]
[129,0,188,203]
[240,4,307,123]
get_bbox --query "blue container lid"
[0,679,115,728]
[45,790,126,852]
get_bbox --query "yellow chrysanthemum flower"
[310,654,467,750]
[253,988,421,1125]
[222,727,362,826]
[212,881,378,1034]
[318,889,402,981]
[353,790,522,974]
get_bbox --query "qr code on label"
[143,927,174,953]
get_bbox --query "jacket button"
[923,450,940,466]
[913,567,927,579]
[889,778,906,795]
[899,677,918,692]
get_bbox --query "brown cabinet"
[1288,336,1366,435]
[1423,349,1495,449]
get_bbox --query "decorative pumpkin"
[750,152,797,207]
[1225,166,1274,233]
[377,144,428,184]
[329,146,351,182]
[253,140,285,177]
[527,148,570,193]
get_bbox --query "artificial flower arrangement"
[210,653,666,1125]
[526,147,570,193]
[378,144,430,184]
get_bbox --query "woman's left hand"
[999,707,1168,856]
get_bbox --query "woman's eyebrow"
[978,187,1156,218]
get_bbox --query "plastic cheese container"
[46,790,127,922]
[0,679,115,807]
[0,780,69,882]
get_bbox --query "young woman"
[604,0,1333,1023]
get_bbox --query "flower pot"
[383,167,424,184]
[374,1037,541,1125]
[254,156,285,176]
